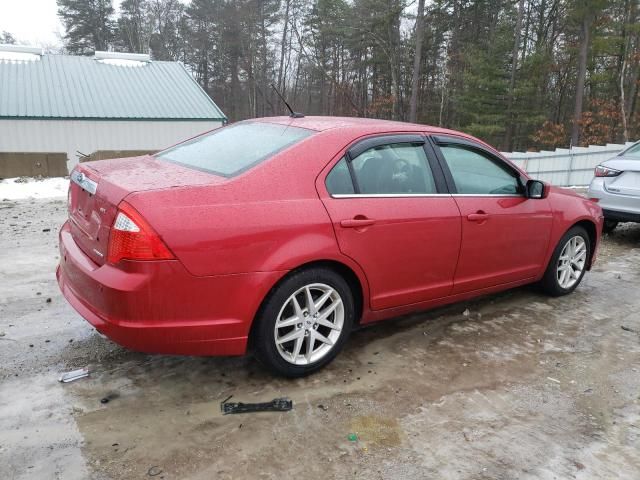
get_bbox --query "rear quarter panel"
[124,128,365,278]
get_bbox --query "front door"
[319,135,462,310]
[431,136,553,294]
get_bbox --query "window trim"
[346,134,425,160]
[428,135,526,196]
[323,134,448,198]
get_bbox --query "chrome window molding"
[330,193,525,199]
[450,194,524,198]
[331,193,451,198]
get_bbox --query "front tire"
[253,268,354,377]
[539,226,590,297]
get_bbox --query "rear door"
[430,135,553,294]
[318,134,462,311]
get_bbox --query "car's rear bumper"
[601,209,640,223]
[588,178,640,223]
[57,221,284,356]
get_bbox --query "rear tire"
[603,219,618,234]
[253,268,354,377]
[539,226,590,297]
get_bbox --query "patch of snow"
[0,52,41,63]
[97,58,148,67]
[0,177,69,200]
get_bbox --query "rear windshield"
[156,122,314,177]
[622,142,640,159]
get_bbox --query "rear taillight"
[107,201,174,264]
[595,165,621,177]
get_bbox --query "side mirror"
[526,179,548,199]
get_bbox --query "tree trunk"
[504,0,525,151]
[620,48,629,142]
[409,0,426,123]
[571,14,592,147]
[277,0,291,95]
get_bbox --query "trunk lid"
[68,155,222,265]
[601,157,640,197]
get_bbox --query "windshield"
[621,142,640,159]
[156,122,314,177]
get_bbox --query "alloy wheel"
[556,235,587,289]
[274,283,344,365]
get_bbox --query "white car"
[587,141,640,233]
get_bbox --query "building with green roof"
[0,46,226,176]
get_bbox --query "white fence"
[503,142,637,187]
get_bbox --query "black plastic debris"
[221,396,293,415]
[100,392,120,404]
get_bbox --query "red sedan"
[57,116,603,376]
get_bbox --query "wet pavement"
[1,198,640,479]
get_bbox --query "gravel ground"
[1,197,639,480]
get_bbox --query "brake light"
[107,201,174,264]
[595,165,621,177]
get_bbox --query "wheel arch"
[247,259,366,350]
[571,219,598,269]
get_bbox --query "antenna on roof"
[270,83,304,118]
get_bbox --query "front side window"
[439,145,521,195]
[348,143,437,194]
[156,122,313,177]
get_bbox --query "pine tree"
[1,31,17,45]
[57,0,116,54]
[116,0,150,53]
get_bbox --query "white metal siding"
[0,119,223,170]
[504,142,637,186]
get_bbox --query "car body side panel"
[451,196,553,293]
[320,195,462,310]
[543,187,603,271]
[128,194,340,276]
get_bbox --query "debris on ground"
[462,308,470,317]
[547,377,561,384]
[347,433,358,442]
[621,325,637,333]
[317,404,328,411]
[220,396,293,414]
[147,466,163,476]
[59,367,90,383]
[100,393,120,404]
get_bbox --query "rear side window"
[351,143,437,194]
[622,142,640,159]
[156,123,313,177]
[326,158,355,195]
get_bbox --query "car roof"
[248,115,468,136]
